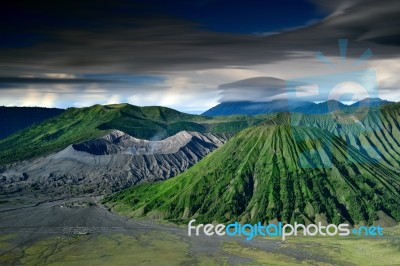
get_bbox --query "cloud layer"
[0,0,399,111]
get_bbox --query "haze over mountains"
[0,106,64,139]
[202,98,394,116]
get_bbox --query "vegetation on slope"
[261,103,400,169]
[104,125,400,225]
[0,104,266,164]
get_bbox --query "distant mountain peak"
[351,97,393,107]
[202,100,315,116]
[203,98,397,116]
[323,99,345,104]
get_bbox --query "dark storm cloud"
[0,0,399,76]
[0,75,118,89]
[314,0,400,46]
[0,77,116,84]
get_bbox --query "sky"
[0,0,400,113]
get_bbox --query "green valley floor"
[0,196,399,266]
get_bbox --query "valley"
[1,196,399,265]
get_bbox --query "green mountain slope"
[262,103,400,169]
[104,125,400,225]
[0,104,266,164]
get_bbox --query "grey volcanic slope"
[0,130,230,196]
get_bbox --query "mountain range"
[0,104,264,197]
[2,101,400,227]
[103,102,400,226]
[0,130,229,196]
[202,98,393,116]
[0,103,265,165]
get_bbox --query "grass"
[0,234,15,249]
[1,232,192,266]
[1,227,399,265]
[222,225,400,265]
[222,241,310,266]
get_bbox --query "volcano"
[105,125,400,226]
